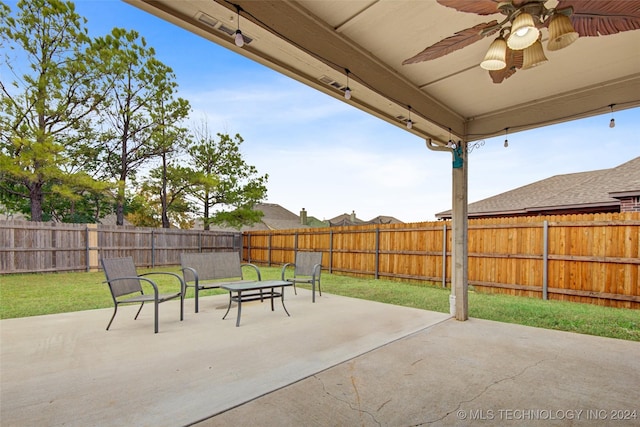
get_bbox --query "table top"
[221,280,292,292]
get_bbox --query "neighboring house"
[0,210,132,225]
[328,210,402,226]
[436,156,640,220]
[203,203,311,232]
[0,208,26,221]
[202,204,403,231]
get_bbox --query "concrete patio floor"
[1,288,638,426]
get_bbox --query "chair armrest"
[281,263,295,280]
[180,266,199,285]
[312,263,322,279]
[241,263,262,281]
[140,271,186,294]
[106,276,160,298]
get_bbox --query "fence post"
[268,233,272,266]
[374,228,380,280]
[151,229,155,267]
[86,224,99,272]
[543,220,549,300]
[245,232,251,262]
[329,229,333,273]
[51,222,57,270]
[442,222,447,287]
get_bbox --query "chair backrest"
[181,252,243,282]
[295,251,322,276]
[101,257,142,298]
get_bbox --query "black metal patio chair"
[281,251,323,302]
[101,257,185,333]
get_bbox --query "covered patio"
[1,290,638,426]
[4,1,638,425]
[124,0,640,320]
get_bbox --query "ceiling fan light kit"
[480,35,507,70]
[479,3,579,75]
[522,38,548,69]
[547,13,579,51]
[507,12,540,50]
[402,0,640,83]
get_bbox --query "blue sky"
[6,1,640,222]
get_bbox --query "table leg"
[270,287,275,311]
[235,290,242,327]
[280,286,290,317]
[222,291,233,320]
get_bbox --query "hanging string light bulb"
[344,69,352,100]
[234,6,244,47]
[406,106,413,129]
[504,128,509,147]
[609,105,616,128]
[447,128,456,149]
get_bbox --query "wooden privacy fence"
[0,220,241,274]
[243,212,640,309]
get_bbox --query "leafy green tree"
[124,190,160,228]
[0,0,117,222]
[186,124,268,230]
[150,97,190,228]
[138,164,195,229]
[97,28,188,226]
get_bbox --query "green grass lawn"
[1,266,638,341]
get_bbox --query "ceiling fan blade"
[437,0,502,16]
[489,48,523,84]
[403,21,500,65]
[558,0,640,36]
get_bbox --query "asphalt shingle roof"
[436,156,640,218]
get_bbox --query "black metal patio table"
[221,280,293,327]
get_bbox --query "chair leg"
[293,283,297,295]
[133,302,144,320]
[154,299,159,334]
[195,286,199,313]
[106,305,118,331]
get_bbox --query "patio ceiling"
[124,0,640,145]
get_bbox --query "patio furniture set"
[100,251,322,333]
